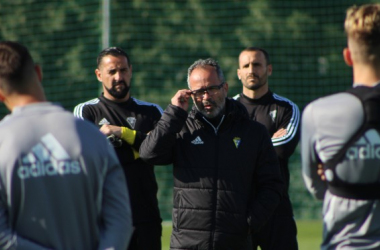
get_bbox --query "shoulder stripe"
[132,97,164,114]
[271,93,300,146]
[73,98,100,119]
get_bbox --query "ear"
[343,48,353,67]
[95,68,102,82]
[0,88,5,102]
[35,64,43,82]
[237,69,241,80]
[267,64,273,76]
[223,82,229,96]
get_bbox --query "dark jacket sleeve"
[272,103,300,160]
[132,131,147,150]
[74,104,95,123]
[132,105,162,149]
[248,125,284,233]
[139,104,187,165]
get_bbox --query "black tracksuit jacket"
[140,98,284,250]
[234,91,300,217]
[74,94,163,226]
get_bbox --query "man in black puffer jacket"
[140,58,284,250]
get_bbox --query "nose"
[248,64,254,73]
[201,91,211,100]
[114,71,123,81]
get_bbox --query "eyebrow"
[191,82,224,93]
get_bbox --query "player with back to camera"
[301,3,380,249]
[0,41,133,249]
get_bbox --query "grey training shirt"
[0,103,132,250]
[301,90,380,249]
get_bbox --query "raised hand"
[171,89,192,111]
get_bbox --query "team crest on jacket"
[233,137,241,148]
[269,110,277,122]
[98,118,110,126]
[126,117,136,129]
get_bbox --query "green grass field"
[161,220,323,249]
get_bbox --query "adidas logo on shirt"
[191,136,204,145]
[346,129,380,160]
[17,133,83,179]
[98,118,110,126]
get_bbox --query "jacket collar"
[240,90,273,105]
[189,98,249,127]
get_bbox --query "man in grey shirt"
[301,4,380,249]
[0,41,133,249]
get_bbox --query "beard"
[243,72,268,91]
[105,80,130,99]
[194,97,225,119]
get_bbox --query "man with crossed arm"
[234,47,300,250]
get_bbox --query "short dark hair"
[187,58,225,89]
[97,47,131,68]
[241,47,271,65]
[0,41,35,93]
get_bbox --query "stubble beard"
[195,97,225,119]
[243,73,268,91]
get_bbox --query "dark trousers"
[251,215,298,250]
[127,222,162,250]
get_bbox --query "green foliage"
[0,1,100,115]
[0,0,367,114]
